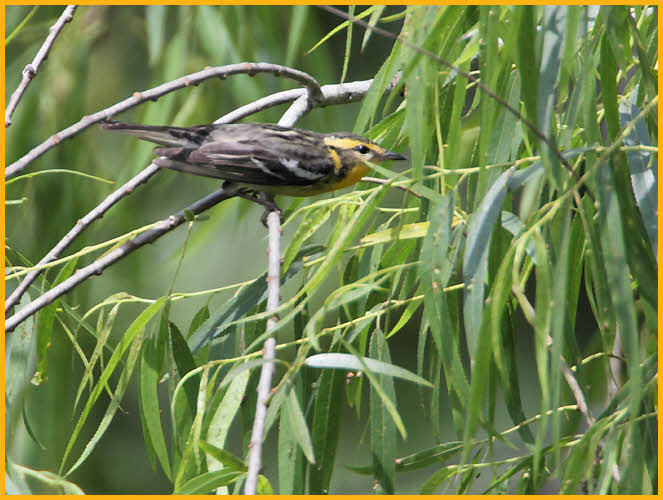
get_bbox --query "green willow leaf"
[305,353,432,387]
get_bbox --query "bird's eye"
[354,144,370,154]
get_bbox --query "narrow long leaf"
[368,329,397,494]
[174,470,241,495]
[305,353,432,387]
[35,257,79,384]
[59,298,166,475]
[285,390,316,464]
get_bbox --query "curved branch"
[6,62,323,178]
[225,74,403,127]
[5,186,238,333]
[280,72,402,126]
[5,5,78,127]
[214,89,305,124]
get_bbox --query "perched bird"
[100,121,405,197]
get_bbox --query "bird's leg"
[232,188,282,226]
[258,193,282,227]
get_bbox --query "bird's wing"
[154,137,335,187]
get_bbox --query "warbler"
[101,121,405,197]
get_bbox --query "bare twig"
[560,355,593,426]
[608,328,623,399]
[5,5,78,127]
[5,186,238,333]
[360,176,421,198]
[5,163,161,313]
[214,89,305,125]
[279,72,402,126]
[6,63,323,179]
[217,75,399,126]
[244,210,281,494]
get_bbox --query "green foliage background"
[5,5,658,494]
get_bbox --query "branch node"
[23,65,37,78]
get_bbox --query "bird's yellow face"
[323,136,405,171]
[292,135,406,196]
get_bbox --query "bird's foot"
[234,189,282,227]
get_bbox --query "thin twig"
[5,186,238,333]
[5,5,78,127]
[279,72,402,126]
[6,62,323,178]
[608,327,622,399]
[244,210,281,494]
[360,176,422,198]
[560,355,593,426]
[218,75,399,126]
[5,164,160,313]
[214,89,305,124]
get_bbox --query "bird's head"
[323,134,406,166]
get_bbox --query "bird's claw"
[233,188,282,227]
[260,207,283,227]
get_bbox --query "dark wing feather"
[101,121,214,147]
[153,147,283,184]
[154,132,337,187]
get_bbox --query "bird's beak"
[382,150,406,161]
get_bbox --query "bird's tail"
[100,120,213,148]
